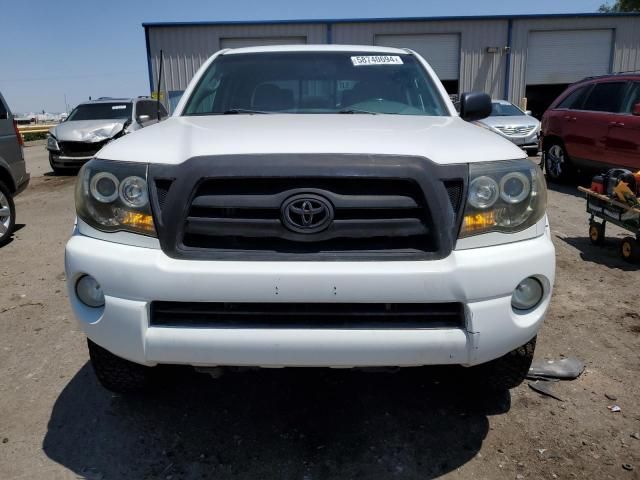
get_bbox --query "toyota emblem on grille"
[281,194,334,233]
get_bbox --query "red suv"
[540,74,640,182]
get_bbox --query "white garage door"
[526,30,612,85]
[375,34,460,80]
[220,36,306,49]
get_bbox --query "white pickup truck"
[65,45,555,393]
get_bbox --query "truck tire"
[473,336,536,390]
[88,339,153,393]
[0,180,16,246]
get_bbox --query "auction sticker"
[351,55,403,66]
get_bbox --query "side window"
[158,102,168,119]
[135,101,148,120]
[621,82,640,114]
[557,86,590,110]
[582,82,627,113]
[187,71,221,114]
[136,101,161,121]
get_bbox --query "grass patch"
[22,132,48,142]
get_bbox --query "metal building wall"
[331,20,509,98]
[145,15,640,108]
[147,23,327,93]
[508,16,640,105]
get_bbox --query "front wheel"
[0,180,16,246]
[471,337,536,390]
[88,339,154,393]
[544,142,572,183]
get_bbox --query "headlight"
[468,176,499,209]
[119,176,149,208]
[46,134,59,151]
[75,159,156,236]
[459,159,546,238]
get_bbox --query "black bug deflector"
[147,154,467,261]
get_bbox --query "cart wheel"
[589,222,605,245]
[620,237,640,263]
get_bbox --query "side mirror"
[137,114,151,123]
[0,111,8,120]
[632,103,640,116]
[459,92,492,122]
[525,110,533,116]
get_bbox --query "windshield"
[183,52,449,116]
[67,103,132,121]
[491,102,525,117]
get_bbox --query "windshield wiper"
[338,108,379,115]
[221,109,271,115]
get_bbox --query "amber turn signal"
[460,211,496,236]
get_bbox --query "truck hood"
[98,115,526,165]
[51,119,126,143]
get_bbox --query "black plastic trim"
[147,154,467,261]
[150,301,465,329]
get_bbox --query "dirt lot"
[0,143,638,480]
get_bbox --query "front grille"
[494,125,536,137]
[59,140,108,158]
[148,154,468,261]
[181,178,436,255]
[444,180,464,215]
[154,179,174,209]
[150,301,465,329]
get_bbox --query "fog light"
[511,277,543,311]
[76,275,105,308]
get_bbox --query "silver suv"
[46,97,168,173]
[0,91,29,245]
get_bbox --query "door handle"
[608,121,625,127]
[563,116,577,122]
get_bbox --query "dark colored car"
[0,91,30,245]
[540,74,640,182]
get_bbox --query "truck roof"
[222,44,410,55]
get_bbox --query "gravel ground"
[0,143,638,480]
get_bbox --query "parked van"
[0,92,30,245]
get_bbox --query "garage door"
[374,34,460,80]
[220,36,306,49]
[526,30,612,85]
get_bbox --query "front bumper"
[65,225,555,368]
[494,130,539,149]
[48,151,93,168]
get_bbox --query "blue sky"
[1,0,605,113]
